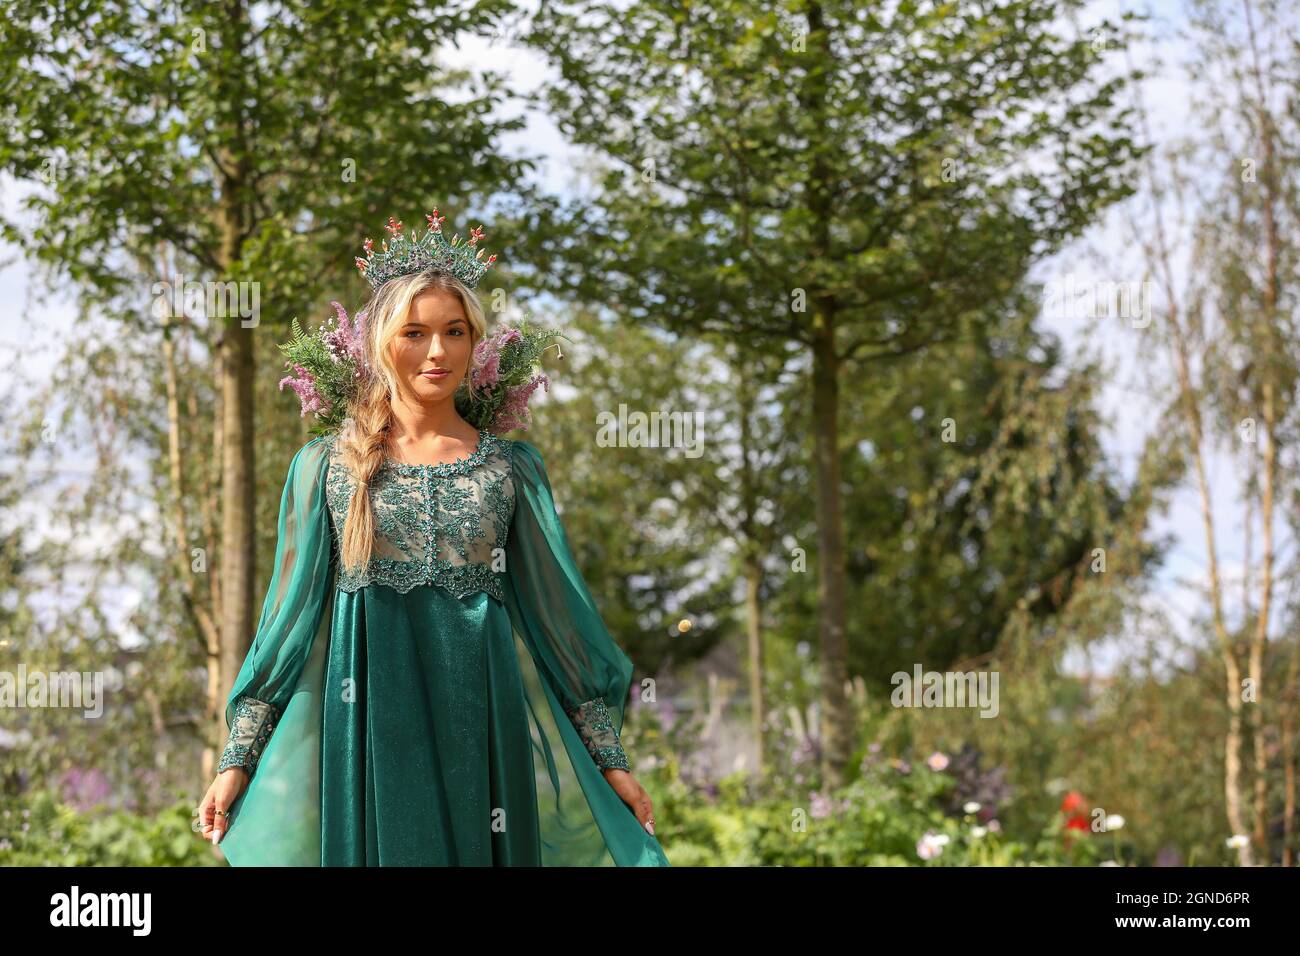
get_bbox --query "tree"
[1125,0,1300,865]
[842,295,1167,687]
[514,0,1144,784]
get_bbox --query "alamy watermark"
[0,665,104,718]
[152,275,261,328]
[891,664,999,718]
[595,405,704,458]
[1043,276,1152,329]
[49,885,150,935]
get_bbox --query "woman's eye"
[405,330,423,338]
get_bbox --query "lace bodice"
[322,429,515,601]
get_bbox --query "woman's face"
[389,288,473,404]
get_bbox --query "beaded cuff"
[217,695,279,777]
[565,697,630,772]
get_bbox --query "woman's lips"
[421,369,450,379]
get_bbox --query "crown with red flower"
[354,209,498,292]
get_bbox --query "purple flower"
[322,301,367,366]
[791,737,816,766]
[809,791,834,819]
[1155,845,1183,867]
[57,766,112,812]
[471,325,524,390]
[656,698,677,732]
[472,350,501,389]
[490,374,550,434]
[279,363,331,417]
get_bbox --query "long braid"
[337,375,392,573]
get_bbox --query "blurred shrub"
[637,733,1119,866]
[0,788,219,867]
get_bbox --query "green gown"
[215,427,669,867]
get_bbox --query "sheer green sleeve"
[218,435,335,778]
[502,439,633,773]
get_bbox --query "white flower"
[1226,834,1250,849]
[1105,814,1125,831]
[1099,860,1120,867]
[916,832,947,860]
[970,826,987,839]
[963,801,981,814]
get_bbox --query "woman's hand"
[195,768,249,845]
[602,768,656,836]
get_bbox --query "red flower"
[1060,789,1090,841]
[1060,790,1087,815]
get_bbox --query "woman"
[196,211,668,866]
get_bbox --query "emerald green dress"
[215,428,669,867]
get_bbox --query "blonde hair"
[335,268,489,573]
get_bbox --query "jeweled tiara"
[354,208,498,292]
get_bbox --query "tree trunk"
[734,350,769,778]
[211,0,257,770]
[801,0,851,788]
[811,321,850,787]
[1250,381,1275,860]
[159,256,223,785]
[1283,703,1297,866]
[745,559,766,776]
[214,140,255,768]
[1136,90,1254,861]
[216,314,256,758]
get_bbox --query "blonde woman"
[196,212,667,866]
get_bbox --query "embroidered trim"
[336,558,505,601]
[380,428,492,478]
[218,695,279,776]
[565,697,631,772]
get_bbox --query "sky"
[0,0,1284,673]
